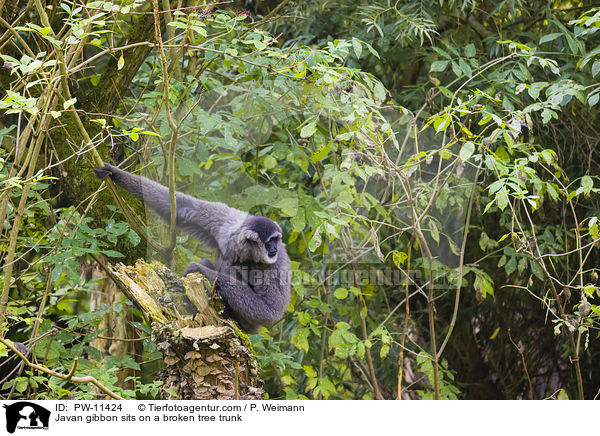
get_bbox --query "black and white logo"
[3,402,50,433]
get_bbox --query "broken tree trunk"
[107,260,264,400]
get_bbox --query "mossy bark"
[108,260,264,400]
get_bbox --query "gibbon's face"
[243,216,282,264]
[262,233,281,264]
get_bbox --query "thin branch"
[152,0,179,261]
[397,237,413,399]
[0,338,124,400]
[351,265,384,400]
[507,329,534,400]
[437,162,482,357]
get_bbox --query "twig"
[0,338,124,400]
[152,0,179,262]
[397,238,413,399]
[0,15,37,58]
[398,175,440,399]
[351,266,384,400]
[65,358,78,382]
[437,162,482,357]
[507,329,534,400]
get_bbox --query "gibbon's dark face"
[246,216,282,264]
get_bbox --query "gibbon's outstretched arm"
[94,163,247,250]
[94,162,291,332]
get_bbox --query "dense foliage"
[1,0,599,400]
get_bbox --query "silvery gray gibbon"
[94,163,291,332]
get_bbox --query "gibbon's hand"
[93,164,116,179]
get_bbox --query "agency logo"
[2,402,50,434]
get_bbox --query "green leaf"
[364,41,380,58]
[252,40,266,51]
[541,108,557,124]
[505,257,517,275]
[528,82,548,99]
[117,54,124,70]
[539,33,562,44]
[540,149,555,164]
[592,60,600,78]
[451,61,461,76]
[459,141,475,161]
[464,44,476,58]
[474,274,494,297]
[140,130,160,137]
[311,141,331,163]
[102,250,125,258]
[292,327,309,352]
[583,284,596,298]
[494,145,510,162]
[351,38,362,58]
[496,191,509,210]
[128,229,141,245]
[546,183,560,201]
[589,217,599,239]
[392,251,407,267]
[429,220,440,244]
[291,212,306,233]
[15,377,29,393]
[432,46,451,59]
[458,58,472,77]
[274,196,298,217]
[263,155,277,169]
[308,227,322,252]
[530,261,544,281]
[581,175,593,193]
[373,82,386,102]
[300,121,317,138]
[380,344,390,359]
[297,312,311,325]
[433,112,452,132]
[430,60,449,72]
[334,288,349,299]
[63,98,77,110]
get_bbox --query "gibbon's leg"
[183,262,282,330]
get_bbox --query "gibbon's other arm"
[183,261,287,332]
[93,163,247,249]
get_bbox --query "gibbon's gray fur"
[94,163,291,332]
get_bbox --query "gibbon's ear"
[239,228,260,244]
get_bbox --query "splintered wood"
[108,260,263,399]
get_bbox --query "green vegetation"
[1,0,599,400]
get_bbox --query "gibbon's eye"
[265,237,278,258]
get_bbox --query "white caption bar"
[0,399,591,436]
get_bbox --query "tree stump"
[107,260,264,400]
